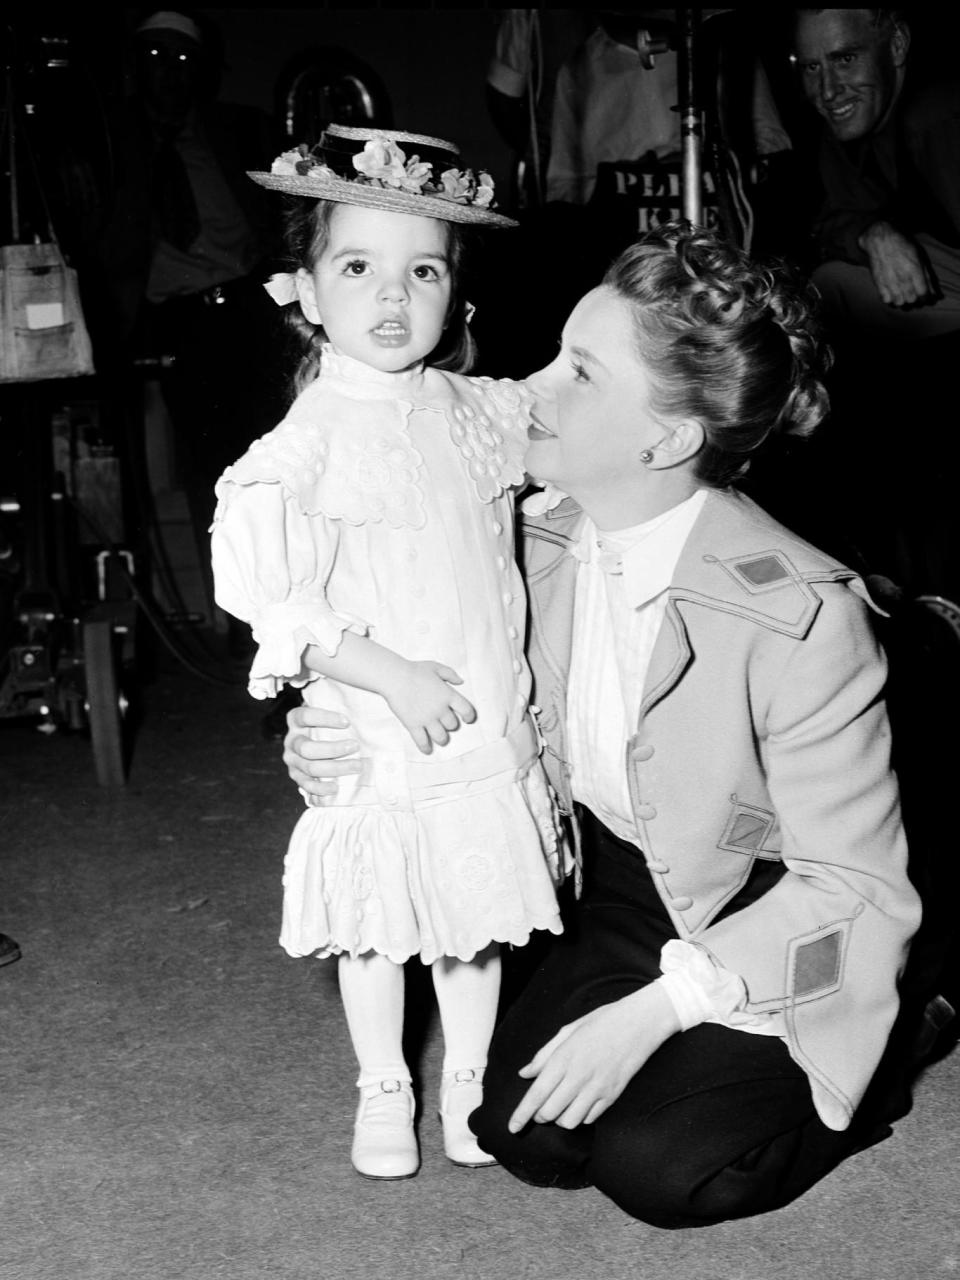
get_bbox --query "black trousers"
[470,813,866,1229]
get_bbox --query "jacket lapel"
[638,489,838,718]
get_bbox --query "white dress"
[211,348,565,964]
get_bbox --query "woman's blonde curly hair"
[603,223,831,487]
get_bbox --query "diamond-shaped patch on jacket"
[793,929,843,998]
[718,797,779,858]
[734,554,791,588]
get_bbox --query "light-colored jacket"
[521,486,922,1131]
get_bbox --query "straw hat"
[247,123,518,228]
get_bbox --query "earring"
[639,449,654,465]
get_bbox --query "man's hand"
[507,983,681,1133]
[860,221,937,307]
[282,705,364,800]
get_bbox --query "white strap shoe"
[351,1079,419,1180]
[438,1069,497,1167]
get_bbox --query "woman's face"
[524,286,668,517]
[296,204,452,373]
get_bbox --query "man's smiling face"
[794,8,907,143]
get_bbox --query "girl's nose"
[378,276,409,304]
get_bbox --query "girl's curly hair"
[279,197,479,400]
[603,223,831,487]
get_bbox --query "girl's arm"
[212,473,475,752]
[302,633,476,754]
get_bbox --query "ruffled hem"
[278,767,565,965]
[300,916,564,967]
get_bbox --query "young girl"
[211,125,565,1180]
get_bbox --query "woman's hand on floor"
[507,982,681,1132]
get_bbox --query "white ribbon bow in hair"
[263,272,300,306]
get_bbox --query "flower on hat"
[474,173,495,209]
[399,155,433,194]
[353,137,408,186]
[270,148,305,177]
[436,167,496,208]
[438,168,474,202]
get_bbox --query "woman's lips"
[527,414,556,440]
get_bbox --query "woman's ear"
[645,418,704,470]
[295,268,322,325]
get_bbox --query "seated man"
[793,8,960,338]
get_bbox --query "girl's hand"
[385,661,477,754]
[282,705,365,799]
[507,983,681,1133]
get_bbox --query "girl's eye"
[571,361,590,384]
[343,259,370,276]
[411,263,440,281]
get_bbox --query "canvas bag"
[0,239,96,383]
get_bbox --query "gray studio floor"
[3,652,958,1280]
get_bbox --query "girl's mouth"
[372,319,409,345]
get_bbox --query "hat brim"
[247,170,518,228]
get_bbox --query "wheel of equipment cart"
[83,617,127,787]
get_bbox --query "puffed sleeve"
[211,478,369,701]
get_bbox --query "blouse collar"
[573,489,708,608]
[320,344,426,392]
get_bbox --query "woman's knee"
[587,1111,833,1229]
[469,1102,594,1190]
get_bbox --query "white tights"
[337,944,502,1089]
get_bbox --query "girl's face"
[296,204,453,373]
[524,286,670,519]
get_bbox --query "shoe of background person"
[0,933,21,967]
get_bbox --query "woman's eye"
[571,362,590,384]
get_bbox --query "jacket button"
[631,744,654,762]
[646,859,669,874]
[670,896,694,912]
[636,804,657,820]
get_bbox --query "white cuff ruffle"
[658,939,780,1034]
[247,601,368,700]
